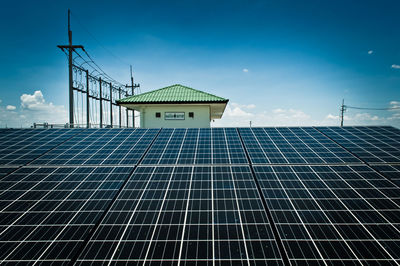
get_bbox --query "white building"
[117,84,228,128]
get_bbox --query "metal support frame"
[57,9,139,128]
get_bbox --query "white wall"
[139,105,210,128]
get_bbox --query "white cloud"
[368,50,373,55]
[231,102,256,109]
[325,114,338,120]
[390,101,400,108]
[242,68,249,73]
[214,104,314,127]
[391,64,400,69]
[0,90,67,128]
[213,101,400,128]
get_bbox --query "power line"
[70,11,131,67]
[345,105,400,111]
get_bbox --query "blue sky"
[0,0,399,127]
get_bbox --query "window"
[189,112,194,118]
[165,112,185,120]
[155,112,161,118]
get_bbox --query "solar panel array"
[0,126,399,265]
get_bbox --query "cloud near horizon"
[214,101,400,127]
[0,90,67,127]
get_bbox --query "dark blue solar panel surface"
[318,126,400,163]
[0,129,81,165]
[0,126,399,265]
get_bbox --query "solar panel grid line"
[0,168,59,214]
[210,129,215,266]
[74,129,128,165]
[283,165,364,264]
[314,127,400,190]
[306,166,400,262]
[0,129,81,165]
[29,129,103,165]
[222,129,232,165]
[261,128,290,164]
[317,127,388,164]
[292,128,342,164]
[69,128,162,265]
[267,166,328,264]
[252,130,366,261]
[274,128,323,166]
[228,166,251,265]
[0,129,21,141]
[175,129,188,165]
[0,130,80,169]
[1,127,400,264]
[327,167,400,230]
[211,164,215,266]
[141,166,178,263]
[0,129,47,153]
[363,127,400,146]
[0,166,88,263]
[30,167,118,264]
[243,128,272,164]
[235,128,291,266]
[176,166,194,265]
[344,127,399,163]
[96,128,137,164]
[105,166,158,264]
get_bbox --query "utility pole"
[57,9,84,128]
[125,65,140,127]
[86,70,90,128]
[340,99,346,127]
[99,78,103,128]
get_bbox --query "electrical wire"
[345,105,400,111]
[70,11,131,67]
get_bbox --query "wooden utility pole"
[57,9,84,128]
[110,82,113,127]
[99,78,103,128]
[86,70,90,128]
[125,65,140,127]
[340,99,346,127]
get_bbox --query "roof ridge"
[117,84,228,103]
[174,84,226,100]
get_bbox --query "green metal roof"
[117,84,228,104]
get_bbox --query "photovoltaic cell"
[30,128,159,165]
[0,126,399,265]
[0,166,133,264]
[371,164,400,187]
[142,128,247,165]
[76,166,283,265]
[0,129,82,165]
[254,164,400,264]
[317,126,400,163]
[239,127,360,164]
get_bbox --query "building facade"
[117,84,228,128]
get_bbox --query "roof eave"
[117,100,229,105]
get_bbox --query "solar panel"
[30,128,159,165]
[239,127,360,164]
[317,126,400,163]
[142,128,248,165]
[76,166,283,264]
[254,164,400,264]
[0,126,399,264]
[0,166,133,263]
[0,129,82,165]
